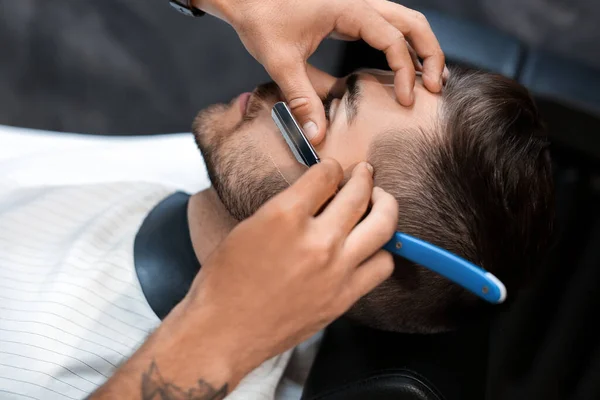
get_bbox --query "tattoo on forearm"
[141,361,228,400]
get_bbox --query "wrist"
[191,0,238,23]
[90,302,245,399]
[165,299,260,387]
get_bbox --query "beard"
[192,83,289,221]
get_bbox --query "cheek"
[317,127,372,170]
[251,114,307,184]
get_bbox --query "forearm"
[88,302,252,400]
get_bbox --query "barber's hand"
[182,159,398,384]
[197,0,446,145]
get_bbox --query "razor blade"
[271,101,320,167]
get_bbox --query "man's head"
[193,66,555,333]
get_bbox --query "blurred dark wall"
[401,0,600,70]
[1,0,599,135]
[0,0,343,134]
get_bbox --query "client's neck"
[187,188,237,265]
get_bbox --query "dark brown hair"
[348,67,556,333]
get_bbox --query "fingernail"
[439,76,444,88]
[303,121,318,140]
[365,162,374,174]
[443,65,450,80]
[374,186,383,193]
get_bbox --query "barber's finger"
[318,162,373,236]
[346,250,394,300]
[364,0,445,93]
[335,3,416,106]
[306,64,344,99]
[342,186,398,265]
[273,158,343,216]
[406,40,423,72]
[266,58,327,145]
[442,65,450,83]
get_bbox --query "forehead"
[347,71,441,134]
[315,71,441,174]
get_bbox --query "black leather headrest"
[519,49,600,117]
[301,317,489,400]
[338,7,523,79]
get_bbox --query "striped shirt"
[0,181,310,400]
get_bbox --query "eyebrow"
[345,73,361,125]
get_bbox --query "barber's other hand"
[196,0,445,145]
[181,159,398,386]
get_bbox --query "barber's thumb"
[275,68,327,145]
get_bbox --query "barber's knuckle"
[380,189,398,206]
[381,252,395,270]
[432,48,445,63]
[307,236,337,265]
[319,234,338,253]
[358,168,375,188]
[371,211,395,235]
[311,248,331,267]
[412,11,428,25]
[265,60,288,80]
[392,29,405,42]
[288,95,313,116]
[384,35,407,59]
[347,197,369,220]
[380,202,399,230]
[337,9,360,31]
[385,196,400,220]
[312,172,331,191]
[374,249,394,267]
[273,56,296,74]
[265,51,295,76]
[269,200,302,222]
[319,159,344,185]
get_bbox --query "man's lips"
[238,92,252,115]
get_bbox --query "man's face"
[193,68,440,220]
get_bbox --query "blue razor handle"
[384,232,507,304]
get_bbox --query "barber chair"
[304,8,600,400]
[301,318,489,400]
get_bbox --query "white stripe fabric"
[0,182,171,399]
[0,182,295,399]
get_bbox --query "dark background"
[1,0,600,134]
[1,1,599,399]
